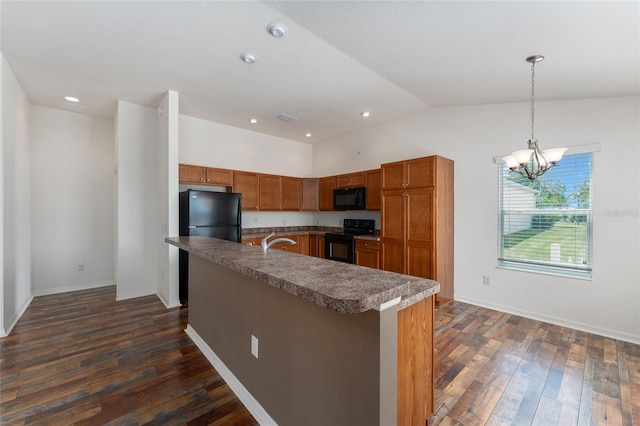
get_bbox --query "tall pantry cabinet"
[381,155,454,305]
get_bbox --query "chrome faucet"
[261,232,297,251]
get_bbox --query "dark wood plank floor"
[433,301,640,425]
[0,286,257,425]
[1,286,638,425]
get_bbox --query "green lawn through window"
[503,222,589,266]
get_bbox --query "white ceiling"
[2,1,638,144]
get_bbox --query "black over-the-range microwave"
[333,186,366,210]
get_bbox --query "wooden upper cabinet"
[406,156,435,187]
[365,169,381,210]
[234,171,259,210]
[281,176,302,211]
[336,172,365,189]
[259,174,282,211]
[381,156,435,190]
[179,164,233,186]
[204,167,234,186]
[319,177,335,211]
[301,178,320,211]
[179,164,206,184]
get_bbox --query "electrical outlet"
[483,275,491,286]
[77,262,85,271]
[251,335,259,358]
[283,219,287,226]
[253,216,258,224]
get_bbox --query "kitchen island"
[166,236,439,426]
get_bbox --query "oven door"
[324,234,355,264]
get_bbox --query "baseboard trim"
[1,294,34,338]
[185,325,278,426]
[33,281,113,297]
[156,292,181,309]
[454,296,640,345]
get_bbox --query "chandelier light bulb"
[505,55,567,181]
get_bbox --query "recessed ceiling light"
[240,52,257,64]
[361,111,371,117]
[305,133,312,138]
[65,96,79,102]
[250,118,258,124]
[267,23,288,38]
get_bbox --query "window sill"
[497,262,592,281]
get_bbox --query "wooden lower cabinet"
[397,296,434,425]
[309,234,324,258]
[242,237,262,246]
[355,239,380,269]
[297,234,310,256]
[270,235,299,253]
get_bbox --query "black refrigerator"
[179,189,242,304]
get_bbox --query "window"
[498,152,593,278]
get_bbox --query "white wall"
[29,106,114,295]
[115,101,159,300]
[179,115,319,229]
[180,115,314,177]
[156,91,180,308]
[314,96,640,343]
[1,55,32,336]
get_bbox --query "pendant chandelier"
[503,55,567,181]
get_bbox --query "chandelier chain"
[530,61,536,141]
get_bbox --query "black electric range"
[325,219,375,264]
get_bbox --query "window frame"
[496,144,598,279]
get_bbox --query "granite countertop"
[166,236,438,314]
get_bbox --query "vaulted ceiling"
[2,1,638,143]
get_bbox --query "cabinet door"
[298,234,310,256]
[319,177,335,211]
[381,189,406,274]
[397,296,434,425]
[381,161,406,190]
[272,235,299,253]
[355,240,380,269]
[335,174,352,189]
[259,174,282,211]
[205,167,234,186]
[301,178,319,211]
[179,164,206,184]
[349,172,365,187]
[309,235,318,257]
[242,237,263,247]
[234,171,259,210]
[406,187,435,279]
[365,169,381,210]
[336,172,365,188]
[281,177,302,211]
[406,156,435,188]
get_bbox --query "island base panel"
[188,255,397,426]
